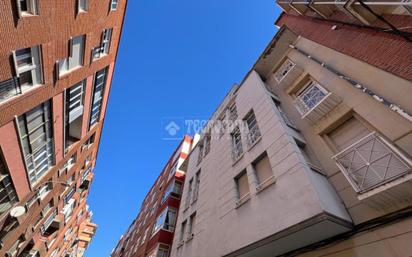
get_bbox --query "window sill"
[59,66,82,79]
[247,136,262,152]
[232,153,244,166]
[255,175,276,194]
[177,240,184,248]
[186,233,194,242]
[235,193,250,209]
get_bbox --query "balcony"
[333,132,412,194]
[276,1,412,24]
[0,77,22,104]
[41,209,61,236]
[293,91,341,124]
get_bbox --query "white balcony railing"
[294,91,341,124]
[332,132,412,193]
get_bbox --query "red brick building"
[0,0,127,256]
[111,136,193,257]
[275,1,412,81]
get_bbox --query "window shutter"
[237,172,249,198]
[328,117,370,152]
[254,155,273,184]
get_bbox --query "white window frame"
[16,0,39,17]
[12,45,44,90]
[77,0,88,13]
[295,80,329,115]
[57,35,85,77]
[274,58,295,83]
[110,0,119,11]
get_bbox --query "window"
[197,143,204,165]
[0,150,18,214]
[167,161,178,181]
[231,127,243,161]
[187,213,196,238]
[152,207,177,234]
[6,235,24,257]
[58,35,85,77]
[65,80,85,150]
[89,67,108,127]
[110,0,119,11]
[62,199,75,222]
[294,80,328,115]
[78,0,88,13]
[272,98,296,129]
[204,133,211,156]
[13,45,43,90]
[38,181,52,200]
[179,220,186,242]
[244,110,261,147]
[92,29,113,61]
[274,59,295,83]
[17,100,55,186]
[328,117,411,192]
[161,180,182,203]
[228,103,238,121]
[252,153,274,190]
[192,170,200,203]
[185,179,193,209]
[235,170,250,204]
[16,0,39,17]
[147,245,169,257]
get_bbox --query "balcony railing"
[294,92,341,124]
[332,132,412,193]
[0,77,21,104]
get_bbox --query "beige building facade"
[170,26,412,257]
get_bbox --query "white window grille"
[333,132,412,193]
[89,67,108,127]
[244,110,261,147]
[58,35,85,77]
[67,81,85,123]
[274,59,295,83]
[92,29,113,61]
[16,0,39,17]
[12,45,43,90]
[294,80,328,115]
[41,209,57,234]
[0,153,18,214]
[17,101,55,186]
[231,127,243,162]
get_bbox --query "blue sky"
[85,1,280,256]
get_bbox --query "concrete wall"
[171,70,350,257]
[265,35,412,225]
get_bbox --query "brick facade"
[0,0,127,256]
